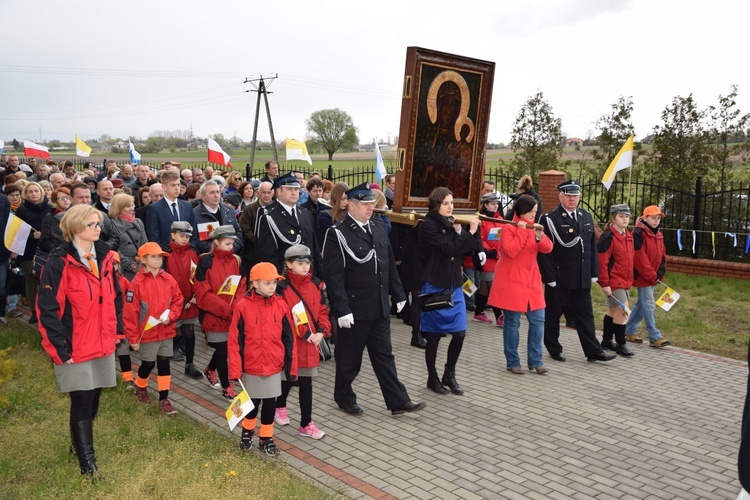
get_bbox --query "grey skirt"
[242,372,281,399]
[206,331,228,343]
[175,317,199,328]
[54,353,116,393]
[138,338,173,362]
[283,367,318,378]
[115,338,130,356]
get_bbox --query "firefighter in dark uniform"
[255,172,318,275]
[537,180,616,362]
[323,183,425,416]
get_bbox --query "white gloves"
[591,277,598,283]
[338,313,354,329]
[547,282,557,287]
[396,301,406,313]
[478,252,487,266]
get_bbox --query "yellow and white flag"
[285,138,312,165]
[656,287,680,311]
[143,316,162,332]
[225,385,254,431]
[217,275,241,296]
[462,274,477,297]
[75,134,92,157]
[189,260,197,284]
[291,301,308,328]
[4,213,32,255]
[601,135,634,191]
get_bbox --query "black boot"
[614,323,634,357]
[411,332,427,349]
[427,375,448,394]
[71,419,102,481]
[441,365,463,395]
[69,423,77,456]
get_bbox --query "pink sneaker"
[203,368,220,389]
[222,385,238,400]
[275,407,290,426]
[298,422,326,440]
[473,313,492,323]
[496,314,504,327]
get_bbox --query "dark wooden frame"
[394,47,495,213]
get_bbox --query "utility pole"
[244,74,278,180]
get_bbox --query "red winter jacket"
[597,227,634,290]
[194,247,245,333]
[488,215,553,312]
[632,217,667,287]
[479,211,503,273]
[37,241,122,365]
[123,269,183,345]
[227,290,297,379]
[166,241,199,321]
[278,271,331,370]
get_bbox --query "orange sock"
[157,375,171,392]
[242,417,257,431]
[121,371,134,382]
[259,423,274,439]
[135,376,149,389]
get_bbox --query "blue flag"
[129,141,141,165]
[375,142,387,182]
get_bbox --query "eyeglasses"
[57,196,71,202]
[86,222,103,230]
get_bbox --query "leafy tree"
[707,85,750,189]
[504,91,564,180]
[590,96,641,179]
[305,108,359,161]
[648,94,710,187]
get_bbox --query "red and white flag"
[207,137,232,168]
[24,140,50,159]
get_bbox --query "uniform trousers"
[334,317,409,410]
[543,286,602,358]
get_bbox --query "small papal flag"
[143,315,162,332]
[75,134,92,157]
[217,275,241,296]
[4,213,32,255]
[197,222,216,241]
[225,383,254,431]
[656,287,680,312]
[292,301,308,328]
[462,276,478,297]
[189,260,197,284]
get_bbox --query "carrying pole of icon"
[244,75,279,180]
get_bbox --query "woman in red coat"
[488,195,553,374]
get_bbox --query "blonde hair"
[22,181,45,203]
[373,189,387,210]
[60,204,103,242]
[109,193,135,218]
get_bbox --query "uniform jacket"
[194,247,245,333]
[256,202,317,274]
[538,204,599,289]
[278,272,331,370]
[478,209,503,273]
[227,290,297,379]
[147,197,198,251]
[632,217,666,287]
[123,268,183,345]
[166,241,200,321]
[193,202,243,255]
[37,241,122,364]
[322,214,405,320]
[110,216,148,280]
[489,215,553,312]
[419,212,478,289]
[597,227,634,290]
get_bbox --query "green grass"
[0,322,332,499]
[591,271,750,360]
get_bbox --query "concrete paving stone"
[570,490,600,500]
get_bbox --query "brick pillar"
[538,170,567,214]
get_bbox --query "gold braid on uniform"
[544,214,584,251]
[332,228,377,272]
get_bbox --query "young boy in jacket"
[124,242,184,415]
[228,262,297,456]
[625,205,672,348]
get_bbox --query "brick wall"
[538,170,566,214]
[667,256,750,280]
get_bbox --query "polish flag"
[207,137,232,168]
[24,140,50,159]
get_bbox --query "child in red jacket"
[275,244,330,440]
[228,262,297,456]
[112,252,134,388]
[124,242,184,415]
[597,204,635,357]
[166,221,202,379]
[194,225,245,400]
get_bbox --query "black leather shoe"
[615,344,635,357]
[587,352,617,362]
[410,333,427,349]
[600,340,617,351]
[339,404,363,415]
[550,352,566,362]
[391,401,426,415]
[427,377,448,395]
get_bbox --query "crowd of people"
[0,154,676,480]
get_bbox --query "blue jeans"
[625,286,662,342]
[502,308,545,369]
[464,268,479,308]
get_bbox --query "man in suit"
[255,173,317,274]
[538,180,615,363]
[239,180,274,270]
[93,179,114,214]
[323,183,425,416]
[147,170,197,250]
[193,180,242,255]
[300,177,324,219]
[259,160,279,185]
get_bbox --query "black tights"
[69,388,102,423]
[138,355,171,400]
[118,354,131,372]
[246,397,276,425]
[409,290,421,334]
[207,341,229,389]
[181,324,196,364]
[424,330,466,379]
[276,377,313,427]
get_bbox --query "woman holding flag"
[37,204,123,480]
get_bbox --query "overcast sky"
[1,0,748,148]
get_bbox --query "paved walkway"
[144,316,746,499]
